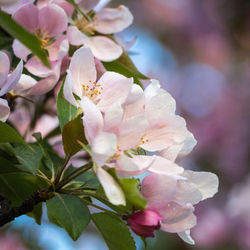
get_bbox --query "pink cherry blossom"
[67,5,133,61]
[139,171,218,244]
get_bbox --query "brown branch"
[0,189,51,227]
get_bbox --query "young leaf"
[56,80,78,130]
[46,194,91,241]
[62,116,87,157]
[119,178,147,211]
[92,212,136,250]
[0,122,26,144]
[13,144,43,174]
[0,9,50,67]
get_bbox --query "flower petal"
[13,74,36,95]
[148,156,184,178]
[69,47,97,96]
[63,70,78,106]
[0,98,10,122]
[97,71,132,110]
[92,5,133,34]
[67,26,88,46]
[38,4,68,37]
[92,131,117,167]
[0,51,10,88]
[80,96,103,143]
[0,60,23,96]
[86,36,122,62]
[12,39,31,61]
[75,0,100,12]
[104,101,123,131]
[47,36,69,61]
[181,170,219,201]
[178,230,195,245]
[96,167,126,206]
[2,0,34,14]
[13,3,38,32]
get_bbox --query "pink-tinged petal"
[38,4,67,37]
[80,97,103,143]
[28,61,61,95]
[0,0,19,6]
[144,79,161,100]
[104,101,123,132]
[181,170,219,201]
[0,60,23,96]
[13,4,38,32]
[178,132,197,158]
[86,36,122,62]
[174,181,203,205]
[67,26,88,46]
[75,0,100,11]
[2,0,34,14]
[0,98,10,122]
[92,131,117,167]
[0,51,10,88]
[161,213,197,233]
[96,167,126,206]
[178,230,195,245]
[141,174,177,210]
[97,71,132,110]
[125,84,144,105]
[13,74,36,95]
[52,0,74,16]
[160,202,194,225]
[63,71,78,106]
[116,154,154,175]
[148,156,184,178]
[12,39,31,61]
[69,47,96,96]
[47,36,69,61]
[28,74,58,95]
[118,114,148,150]
[25,56,55,78]
[92,5,133,34]
[145,88,176,125]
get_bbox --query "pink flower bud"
[128,209,162,238]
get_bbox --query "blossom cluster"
[0,0,218,245]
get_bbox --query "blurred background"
[1,0,250,249]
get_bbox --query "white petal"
[125,84,144,105]
[0,60,23,96]
[67,26,88,46]
[69,47,96,96]
[0,98,10,122]
[13,74,36,95]
[12,39,30,61]
[92,131,117,167]
[92,5,133,34]
[80,97,103,143]
[117,154,154,175]
[63,71,78,107]
[148,156,184,179]
[178,230,195,245]
[86,36,122,62]
[104,101,123,131]
[144,79,161,100]
[0,51,10,88]
[181,170,219,201]
[96,167,126,206]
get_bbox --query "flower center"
[82,80,103,103]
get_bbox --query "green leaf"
[46,194,91,241]
[102,52,148,88]
[27,203,43,225]
[62,115,87,157]
[0,9,50,67]
[0,122,26,144]
[56,80,78,130]
[13,144,43,174]
[120,178,147,211]
[0,173,48,207]
[92,212,136,250]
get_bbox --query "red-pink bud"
[128,209,162,238]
